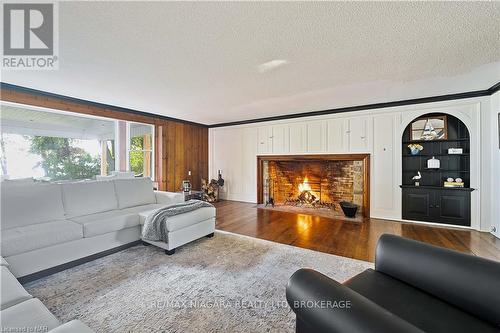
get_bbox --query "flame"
[298,177,312,192]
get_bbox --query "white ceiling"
[2,1,499,125]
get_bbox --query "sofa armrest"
[154,191,184,205]
[286,268,423,333]
[48,320,95,333]
[375,234,500,326]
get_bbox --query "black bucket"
[339,201,358,218]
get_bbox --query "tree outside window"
[128,123,153,178]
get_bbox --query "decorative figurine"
[412,171,422,186]
[444,177,465,188]
[427,156,440,169]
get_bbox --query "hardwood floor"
[214,200,500,263]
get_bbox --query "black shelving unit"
[401,113,473,227]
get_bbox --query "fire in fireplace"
[297,178,317,204]
[284,177,329,208]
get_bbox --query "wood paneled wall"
[0,87,208,191]
[158,121,208,192]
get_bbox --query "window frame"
[126,121,155,179]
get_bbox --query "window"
[0,102,154,182]
[0,104,116,181]
[128,123,154,178]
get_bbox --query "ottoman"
[139,206,216,255]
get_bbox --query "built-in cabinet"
[254,116,371,155]
[402,186,472,226]
[271,124,290,154]
[257,127,271,154]
[372,114,396,216]
[327,118,346,152]
[401,113,472,227]
[289,123,307,153]
[347,116,371,152]
[307,121,327,152]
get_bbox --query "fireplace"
[257,154,370,218]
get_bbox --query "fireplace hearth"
[257,154,370,218]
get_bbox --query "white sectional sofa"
[1,257,94,332]
[1,177,216,280]
[0,177,216,332]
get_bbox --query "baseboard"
[18,240,141,284]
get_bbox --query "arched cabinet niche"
[400,113,473,227]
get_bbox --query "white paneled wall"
[209,98,489,231]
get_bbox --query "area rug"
[25,231,372,333]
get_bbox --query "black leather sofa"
[286,234,500,333]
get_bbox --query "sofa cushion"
[1,220,83,257]
[0,266,32,310]
[1,184,65,230]
[0,298,60,332]
[48,320,95,333]
[154,191,184,205]
[113,178,156,209]
[70,210,140,237]
[61,181,118,217]
[163,206,215,232]
[344,269,499,333]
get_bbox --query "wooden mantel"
[257,154,370,218]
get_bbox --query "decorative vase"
[410,148,421,155]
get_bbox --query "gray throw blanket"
[142,200,214,242]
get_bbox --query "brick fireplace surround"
[257,154,370,218]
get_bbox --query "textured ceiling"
[2,1,499,124]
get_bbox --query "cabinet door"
[242,128,258,200]
[307,121,327,153]
[271,125,289,154]
[289,123,307,153]
[435,190,471,226]
[402,188,432,221]
[348,116,371,152]
[327,118,347,152]
[372,115,395,213]
[257,126,271,154]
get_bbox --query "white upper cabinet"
[242,127,258,199]
[372,114,396,214]
[347,116,372,152]
[257,126,271,154]
[307,121,327,153]
[327,118,347,152]
[271,124,290,154]
[289,123,307,153]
